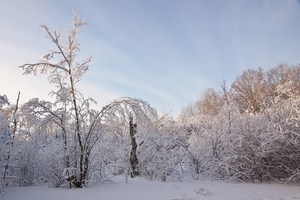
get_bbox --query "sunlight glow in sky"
[1,0,300,116]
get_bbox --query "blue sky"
[1,0,300,116]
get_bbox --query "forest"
[1,15,300,192]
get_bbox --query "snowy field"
[2,176,300,200]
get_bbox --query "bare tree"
[20,13,93,187]
[196,88,223,116]
[220,80,233,135]
[264,64,292,105]
[232,68,264,114]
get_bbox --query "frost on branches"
[18,14,159,188]
[2,13,300,193]
[179,65,300,183]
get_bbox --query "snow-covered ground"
[2,176,300,200]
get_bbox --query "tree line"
[179,63,300,183]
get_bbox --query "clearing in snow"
[2,176,300,200]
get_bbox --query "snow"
[2,176,300,200]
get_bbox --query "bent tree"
[98,97,157,178]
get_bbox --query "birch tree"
[20,14,94,187]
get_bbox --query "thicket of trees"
[0,15,158,190]
[179,64,300,183]
[1,14,300,192]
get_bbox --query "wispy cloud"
[1,0,300,116]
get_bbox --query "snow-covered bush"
[17,142,36,186]
[0,95,20,192]
[41,142,65,187]
[139,114,186,181]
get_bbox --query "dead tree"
[129,116,139,178]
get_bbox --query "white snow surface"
[2,176,300,200]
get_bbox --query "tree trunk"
[129,117,139,178]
